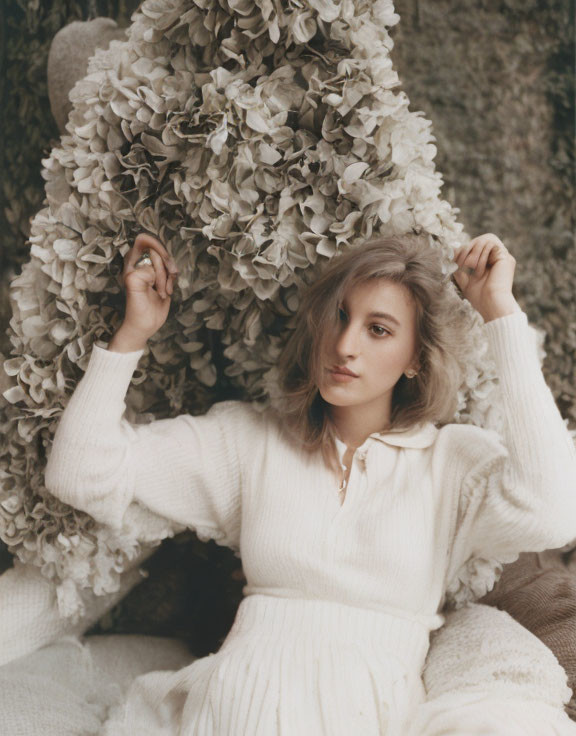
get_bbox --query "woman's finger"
[124,262,156,291]
[474,234,507,261]
[451,264,469,293]
[124,244,151,276]
[134,233,178,274]
[474,242,493,279]
[457,235,502,272]
[454,240,477,267]
[461,240,489,273]
[145,248,168,299]
[478,242,507,274]
[166,271,174,295]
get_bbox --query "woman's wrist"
[479,296,522,323]
[108,324,149,353]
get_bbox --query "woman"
[38,230,576,734]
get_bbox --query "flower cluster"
[1,0,507,621]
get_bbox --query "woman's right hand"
[119,233,179,342]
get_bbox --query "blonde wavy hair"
[272,232,472,477]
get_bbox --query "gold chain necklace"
[338,466,349,502]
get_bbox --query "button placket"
[325,443,370,555]
[335,443,370,512]
[355,447,369,500]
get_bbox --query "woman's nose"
[335,324,359,359]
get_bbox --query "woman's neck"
[329,402,391,450]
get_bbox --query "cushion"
[479,549,576,719]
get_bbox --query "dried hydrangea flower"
[1,0,516,621]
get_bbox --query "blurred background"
[0,0,574,654]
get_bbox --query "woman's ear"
[410,348,422,374]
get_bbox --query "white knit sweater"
[0,309,574,735]
[42,309,576,626]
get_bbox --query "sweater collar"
[368,421,439,448]
[335,421,439,452]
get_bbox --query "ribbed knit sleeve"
[444,310,576,610]
[44,341,266,552]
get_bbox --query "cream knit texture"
[35,309,576,734]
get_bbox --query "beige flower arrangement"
[0,0,539,622]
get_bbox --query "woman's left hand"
[452,233,521,322]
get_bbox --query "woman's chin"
[318,386,359,406]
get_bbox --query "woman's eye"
[371,325,390,337]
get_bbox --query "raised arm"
[43,339,265,552]
[44,233,265,551]
[443,235,576,607]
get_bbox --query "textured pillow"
[479,549,576,719]
[424,602,572,707]
[0,633,192,735]
[416,601,575,735]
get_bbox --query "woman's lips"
[329,369,359,382]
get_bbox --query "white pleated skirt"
[102,594,431,735]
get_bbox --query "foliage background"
[0,0,573,652]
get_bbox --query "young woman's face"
[317,278,420,412]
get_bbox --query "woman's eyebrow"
[340,300,401,327]
[368,311,401,326]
